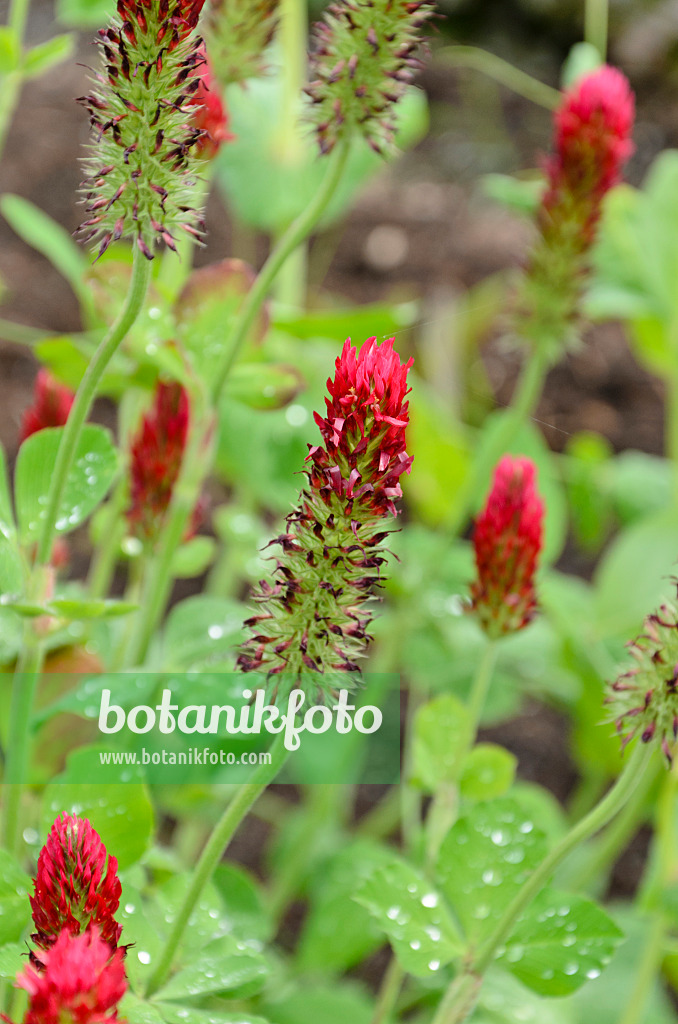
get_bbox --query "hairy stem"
[370,957,405,1024]
[432,741,654,1024]
[36,248,151,566]
[438,46,560,110]
[584,0,609,60]
[1,250,150,855]
[144,732,289,996]
[211,139,350,404]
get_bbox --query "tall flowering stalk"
[469,455,544,639]
[14,929,127,1024]
[126,379,200,543]
[607,589,678,764]
[238,336,413,695]
[78,0,209,259]
[20,371,75,443]
[30,814,122,960]
[306,0,434,155]
[519,65,635,354]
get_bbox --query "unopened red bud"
[469,455,544,639]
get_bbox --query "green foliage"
[0,852,31,944]
[15,425,118,542]
[355,855,463,976]
[497,889,623,996]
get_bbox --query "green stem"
[87,478,128,600]
[144,732,290,997]
[274,0,308,308]
[370,957,405,1024]
[432,741,654,1024]
[36,248,151,566]
[584,0,609,60]
[210,139,350,404]
[438,47,560,110]
[475,741,652,974]
[0,0,32,155]
[563,758,659,894]
[467,639,498,735]
[1,251,150,854]
[617,914,666,1024]
[616,769,676,1024]
[0,317,54,346]
[9,0,31,43]
[1,639,43,855]
[449,347,549,539]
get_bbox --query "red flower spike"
[188,47,234,156]
[518,66,635,357]
[542,65,635,242]
[20,370,74,443]
[470,455,544,639]
[127,380,200,542]
[30,815,122,958]
[238,336,413,695]
[16,929,127,1024]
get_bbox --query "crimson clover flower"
[16,929,127,1024]
[306,0,434,155]
[78,0,209,260]
[30,815,122,960]
[237,336,413,696]
[188,46,234,157]
[469,455,544,639]
[20,370,74,443]
[519,65,635,355]
[607,592,678,764]
[126,379,201,543]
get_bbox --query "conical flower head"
[542,65,635,240]
[606,593,678,764]
[17,929,127,1024]
[126,379,199,542]
[20,370,74,443]
[470,455,544,639]
[306,0,433,155]
[30,814,122,957]
[78,0,209,260]
[518,65,635,357]
[238,336,413,695]
[205,0,278,87]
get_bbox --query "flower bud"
[237,337,413,696]
[30,815,122,960]
[205,0,278,87]
[127,379,201,542]
[607,595,678,764]
[469,455,544,639]
[78,0,209,261]
[306,0,433,155]
[16,929,127,1024]
[518,66,635,355]
[20,370,74,443]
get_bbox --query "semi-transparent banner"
[1,672,401,785]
